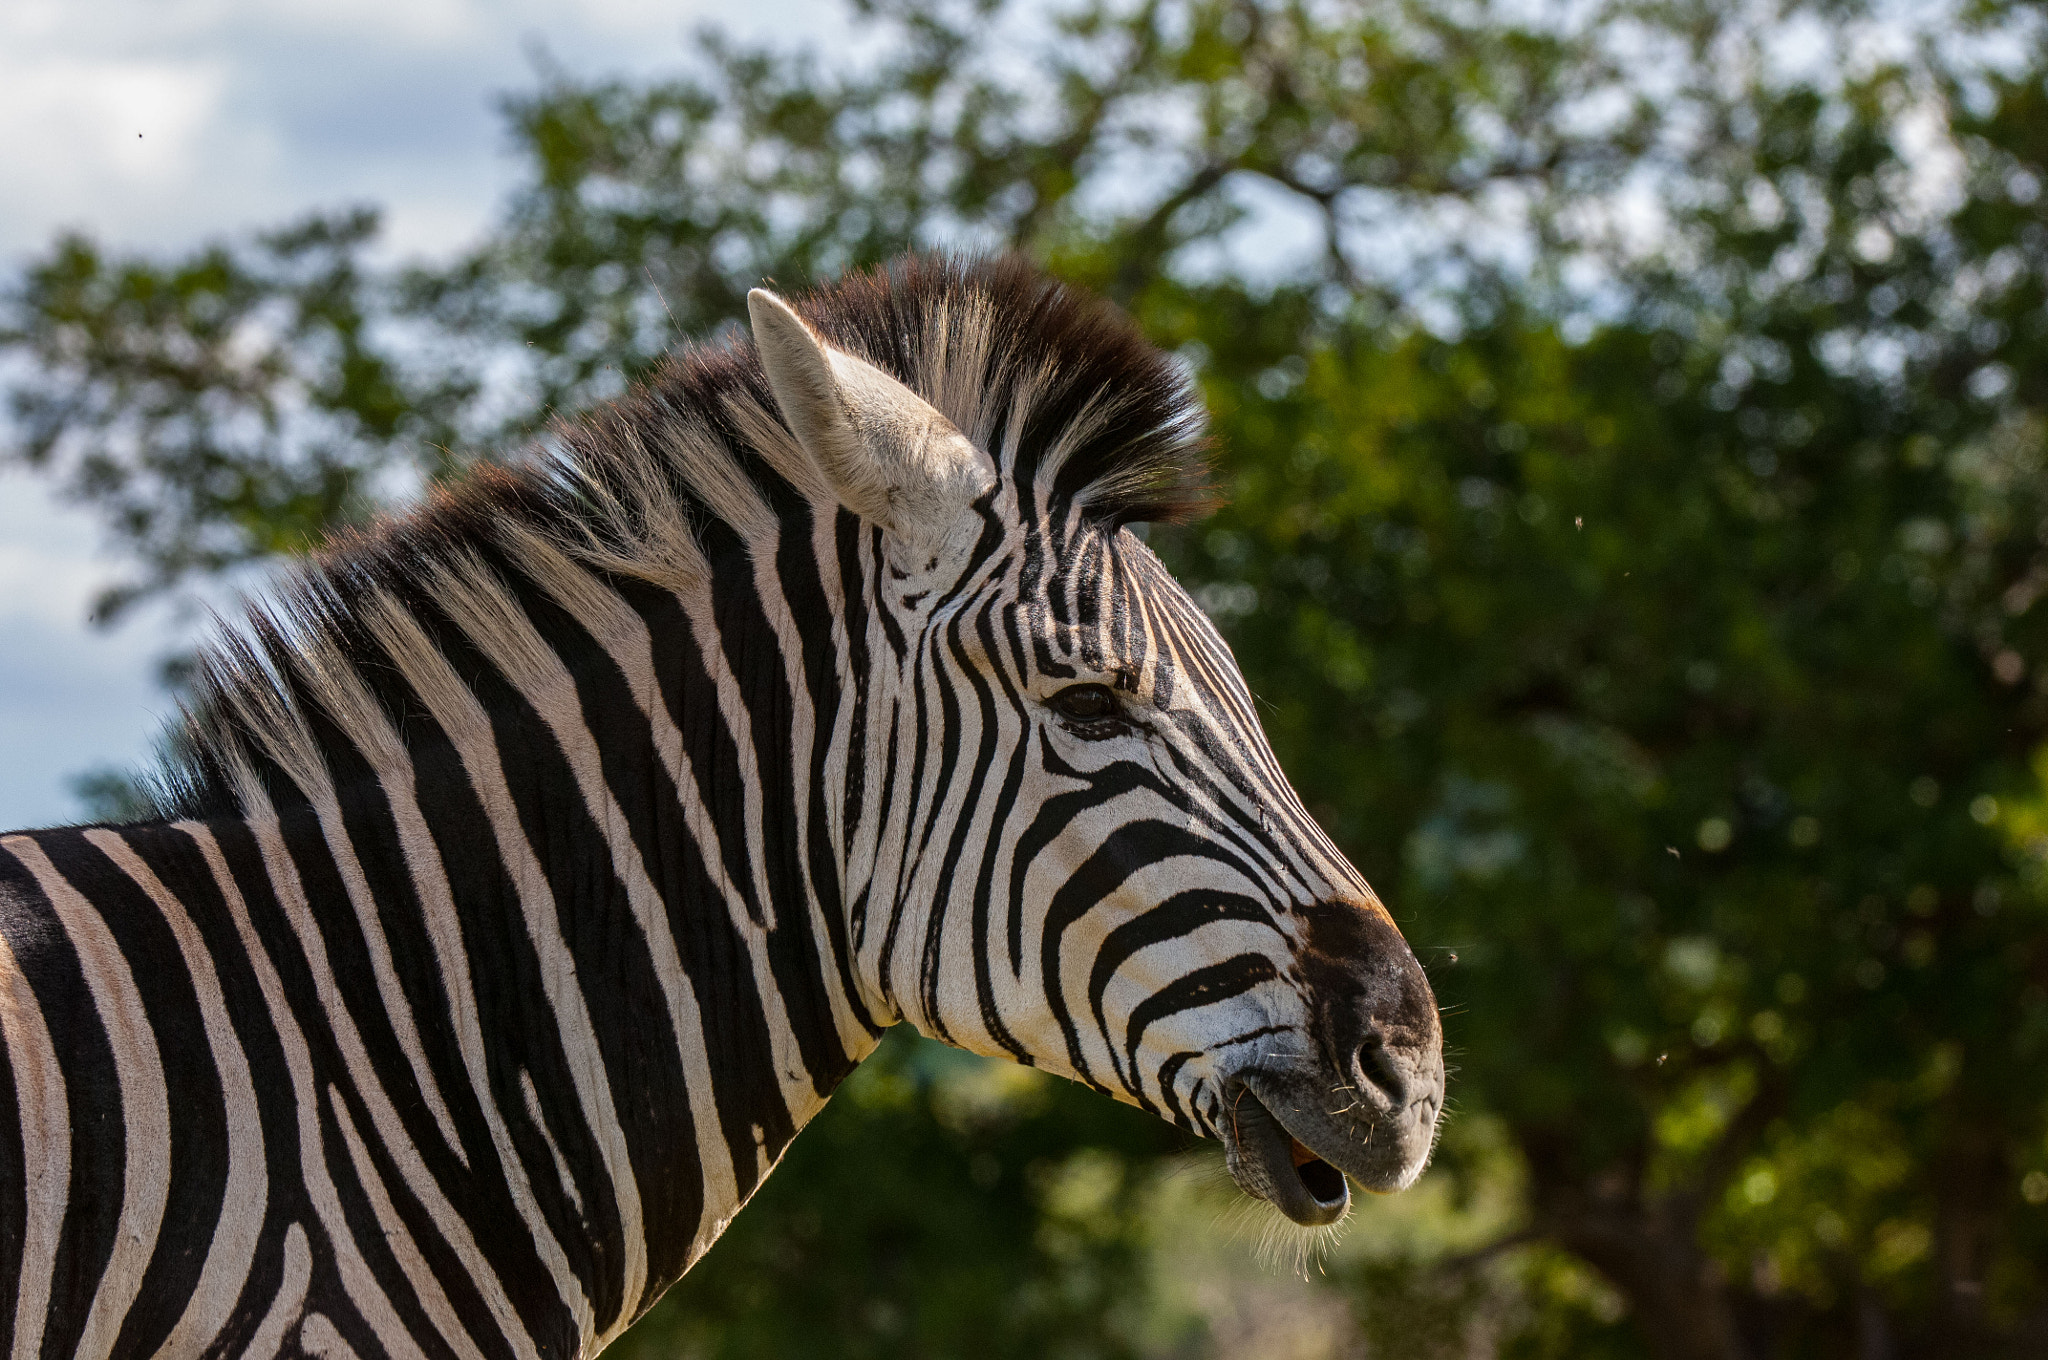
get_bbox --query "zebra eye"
[1046,683,1120,723]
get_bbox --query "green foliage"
[9,0,2048,1355]
[2,210,478,622]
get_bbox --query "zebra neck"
[202,551,897,1318]
[224,769,873,1305]
[294,546,895,1315]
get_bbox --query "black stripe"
[33,829,228,1358]
[875,631,935,1016]
[1004,737,1165,976]
[1037,820,1266,1092]
[968,601,1033,1061]
[1085,889,1277,1094]
[917,592,1006,1041]
[708,547,855,1087]
[0,836,123,1360]
[857,691,903,972]
[792,511,886,1046]
[1121,955,1281,1080]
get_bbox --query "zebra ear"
[748,287,994,543]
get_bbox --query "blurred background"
[5,0,2048,1355]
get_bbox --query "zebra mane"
[146,255,1214,821]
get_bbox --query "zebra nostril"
[1351,1032,1409,1111]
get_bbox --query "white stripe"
[855,644,925,1006]
[519,1070,583,1216]
[3,835,170,1360]
[243,1222,313,1360]
[0,872,67,1360]
[840,530,909,969]
[299,1312,362,1359]
[179,822,428,1360]
[81,829,267,1360]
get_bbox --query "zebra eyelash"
[1042,682,1146,741]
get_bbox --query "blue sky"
[0,0,843,828]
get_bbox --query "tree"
[8,1,2048,1355]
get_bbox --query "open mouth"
[1223,1081,1351,1226]
[1289,1136,1347,1205]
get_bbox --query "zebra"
[0,256,1444,1358]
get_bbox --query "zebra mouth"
[1289,1137,1348,1204]
[1220,1082,1351,1226]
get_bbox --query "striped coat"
[0,257,1443,1358]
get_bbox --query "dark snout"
[1219,900,1444,1226]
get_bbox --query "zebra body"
[0,258,1443,1358]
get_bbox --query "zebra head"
[749,266,1444,1226]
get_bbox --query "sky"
[0,0,842,829]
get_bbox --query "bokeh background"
[5,1,2048,1356]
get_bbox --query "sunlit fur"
[0,257,1436,1359]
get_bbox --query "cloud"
[0,50,261,257]
[0,56,229,188]
[0,612,170,831]
[0,0,847,826]
[0,473,176,828]
[0,498,119,630]
[0,0,848,261]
